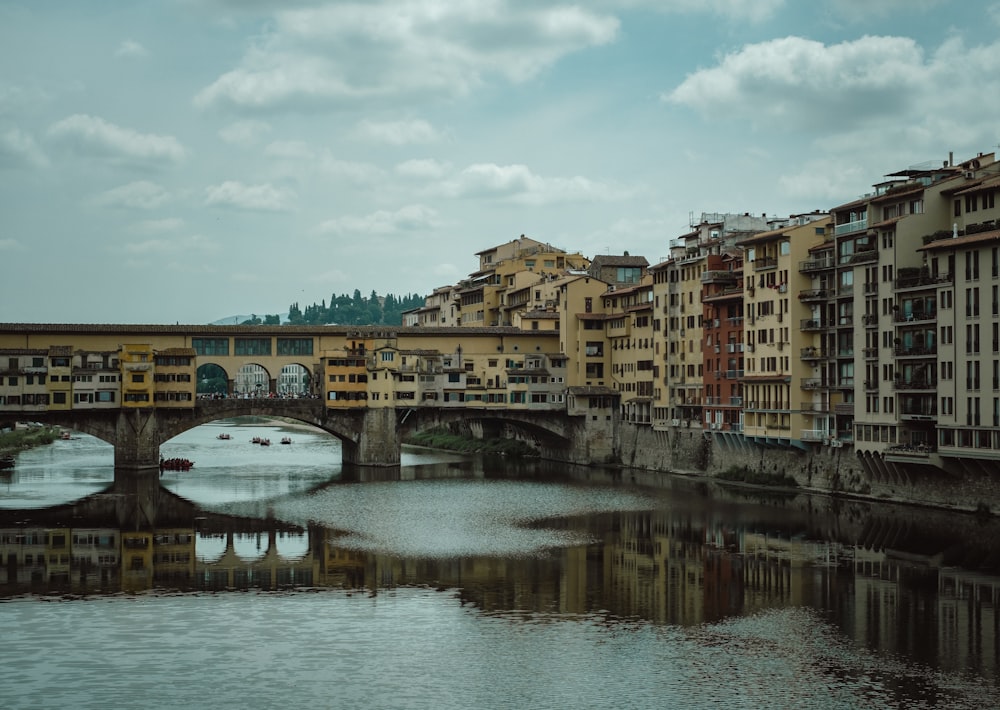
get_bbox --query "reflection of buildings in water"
[2,502,999,681]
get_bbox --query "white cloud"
[47,114,185,165]
[441,163,624,204]
[219,120,272,145]
[123,234,216,255]
[0,238,24,251]
[131,217,185,234]
[204,180,295,211]
[115,39,149,58]
[317,155,385,184]
[0,128,48,168]
[94,180,172,209]
[826,0,946,21]
[395,158,451,179]
[667,36,926,131]
[607,0,785,23]
[264,140,313,159]
[355,118,442,145]
[194,1,619,112]
[316,204,439,235]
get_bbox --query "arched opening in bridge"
[235,363,272,397]
[196,363,229,396]
[277,363,311,397]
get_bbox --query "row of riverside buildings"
[405,150,1000,473]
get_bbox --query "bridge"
[0,323,621,470]
[1,398,611,469]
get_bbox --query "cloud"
[131,217,185,235]
[115,39,149,58]
[0,238,24,251]
[47,114,185,165]
[355,118,442,145]
[218,120,272,145]
[441,163,624,204]
[94,180,172,209]
[0,128,48,168]
[194,1,619,112]
[395,158,451,179]
[666,36,927,131]
[316,204,440,236]
[123,234,216,255]
[608,0,785,23]
[204,180,295,211]
[825,0,946,21]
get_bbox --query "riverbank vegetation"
[404,427,538,457]
[0,426,59,455]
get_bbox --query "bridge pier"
[341,408,400,467]
[114,409,162,470]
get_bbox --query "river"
[2,420,999,709]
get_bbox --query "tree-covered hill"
[281,289,424,326]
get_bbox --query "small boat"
[260,438,271,447]
[160,457,194,471]
[0,454,15,470]
[217,433,232,440]
[280,437,292,445]
[60,431,72,440]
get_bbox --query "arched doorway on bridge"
[235,363,272,397]
[277,363,311,398]
[197,363,229,396]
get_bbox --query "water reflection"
[2,466,1000,686]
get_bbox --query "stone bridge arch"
[400,407,580,459]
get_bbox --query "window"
[193,338,229,356]
[234,338,271,356]
[276,338,313,356]
[380,351,394,362]
[132,374,144,383]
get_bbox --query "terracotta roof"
[576,313,608,321]
[156,347,197,356]
[736,227,787,247]
[919,228,1000,252]
[590,254,649,268]
[869,217,902,229]
[952,174,1000,196]
[870,184,924,203]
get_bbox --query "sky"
[3,0,1000,324]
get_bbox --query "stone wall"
[615,422,1000,513]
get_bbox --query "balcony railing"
[894,273,953,291]
[834,218,868,236]
[798,288,830,302]
[800,319,828,331]
[799,257,834,273]
[893,311,936,324]
[701,270,739,284]
[893,379,937,391]
[893,345,937,357]
[801,378,830,390]
[801,429,830,441]
[753,256,778,271]
[800,347,829,360]
[800,403,830,413]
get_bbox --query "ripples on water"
[3,425,1000,709]
[4,590,995,710]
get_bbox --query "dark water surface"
[2,421,999,709]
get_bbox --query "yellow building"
[120,344,155,408]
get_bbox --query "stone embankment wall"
[617,422,1000,514]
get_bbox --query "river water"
[2,420,999,709]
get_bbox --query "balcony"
[799,257,834,273]
[835,402,854,415]
[701,287,743,303]
[834,218,868,236]
[836,316,854,328]
[863,347,878,359]
[863,282,879,295]
[800,347,829,361]
[862,314,878,328]
[885,443,936,462]
[893,379,937,391]
[800,319,828,331]
[800,402,830,413]
[801,429,830,442]
[847,248,878,265]
[724,369,745,379]
[801,378,830,390]
[893,311,936,325]
[798,288,830,303]
[863,379,879,391]
[753,256,778,271]
[893,345,937,358]
[894,272,952,292]
[837,348,854,358]
[701,270,739,284]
